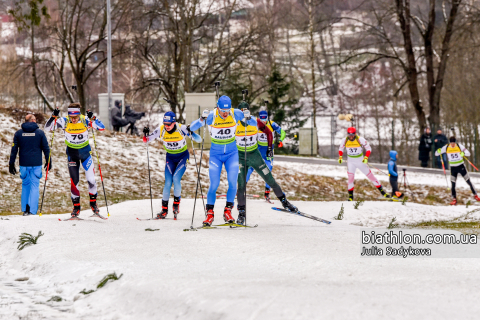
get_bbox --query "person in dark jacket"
[434,128,449,170]
[111,100,128,131]
[387,150,403,201]
[9,114,51,215]
[124,105,145,135]
[418,127,432,167]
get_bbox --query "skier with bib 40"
[338,127,390,201]
[246,109,286,202]
[45,103,105,217]
[143,111,202,219]
[435,136,480,205]
[235,101,297,225]
[189,95,256,226]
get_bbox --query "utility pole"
[106,0,113,128]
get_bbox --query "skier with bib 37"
[338,127,390,201]
[189,95,256,226]
[235,101,298,225]
[143,111,202,219]
[45,103,105,217]
[435,136,480,205]
[246,109,286,202]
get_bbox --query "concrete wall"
[98,93,125,130]
[185,92,216,150]
[299,127,318,155]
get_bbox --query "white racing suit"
[339,136,381,192]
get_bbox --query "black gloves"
[87,110,94,119]
[53,108,60,117]
[143,127,150,136]
[9,163,17,175]
[267,146,274,159]
[186,125,191,133]
[44,161,52,171]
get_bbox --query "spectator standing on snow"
[111,100,128,132]
[434,128,449,170]
[9,114,51,215]
[387,150,403,201]
[418,127,432,168]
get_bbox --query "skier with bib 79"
[143,111,202,219]
[44,103,105,217]
[189,95,256,226]
[435,136,480,205]
[338,127,390,201]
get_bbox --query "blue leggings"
[246,150,272,189]
[163,152,189,201]
[20,166,42,214]
[207,150,239,205]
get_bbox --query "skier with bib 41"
[235,101,298,225]
[143,111,202,219]
[338,127,390,201]
[189,95,256,226]
[45,103,105,217]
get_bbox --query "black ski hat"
[449,136,456,143]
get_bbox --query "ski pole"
[189,131,206,214]
[190,125,207,228]
[440,155,450,190]
[39,116,57,216]
[463,156,479,171]
[144,128,154,219]
[89,114,111,217]
[367,163,388,176]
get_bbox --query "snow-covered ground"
[2,199,480,320]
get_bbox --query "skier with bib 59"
[45,103,105,217]
[435,136,480,205]
[143,111,202,219]
[189,95,256,226]
[338,127,390,201]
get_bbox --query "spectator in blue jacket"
[9,114,51,215]
[388,150,404,200]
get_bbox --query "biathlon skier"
[236,101,297,225]
[45,103,105,217]
[189,95,256,226]
[338,127,390,201]
[143,111,202,219]
[435,136,480,205]
[246,109,286,202]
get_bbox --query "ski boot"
[450,198,457,206]
[89,193,100,214]
[279,194,298,213]
[475,194,480,202]
[71,198,81,217]
[264,188,271,202]
[22,204,33,216]
[237,205,246,225]
[224,202,235,223]
[348,190,354,201]
[377,186,391,199]
[203,205,215,226]
[173,196,180,220]
[157,200,169,219]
